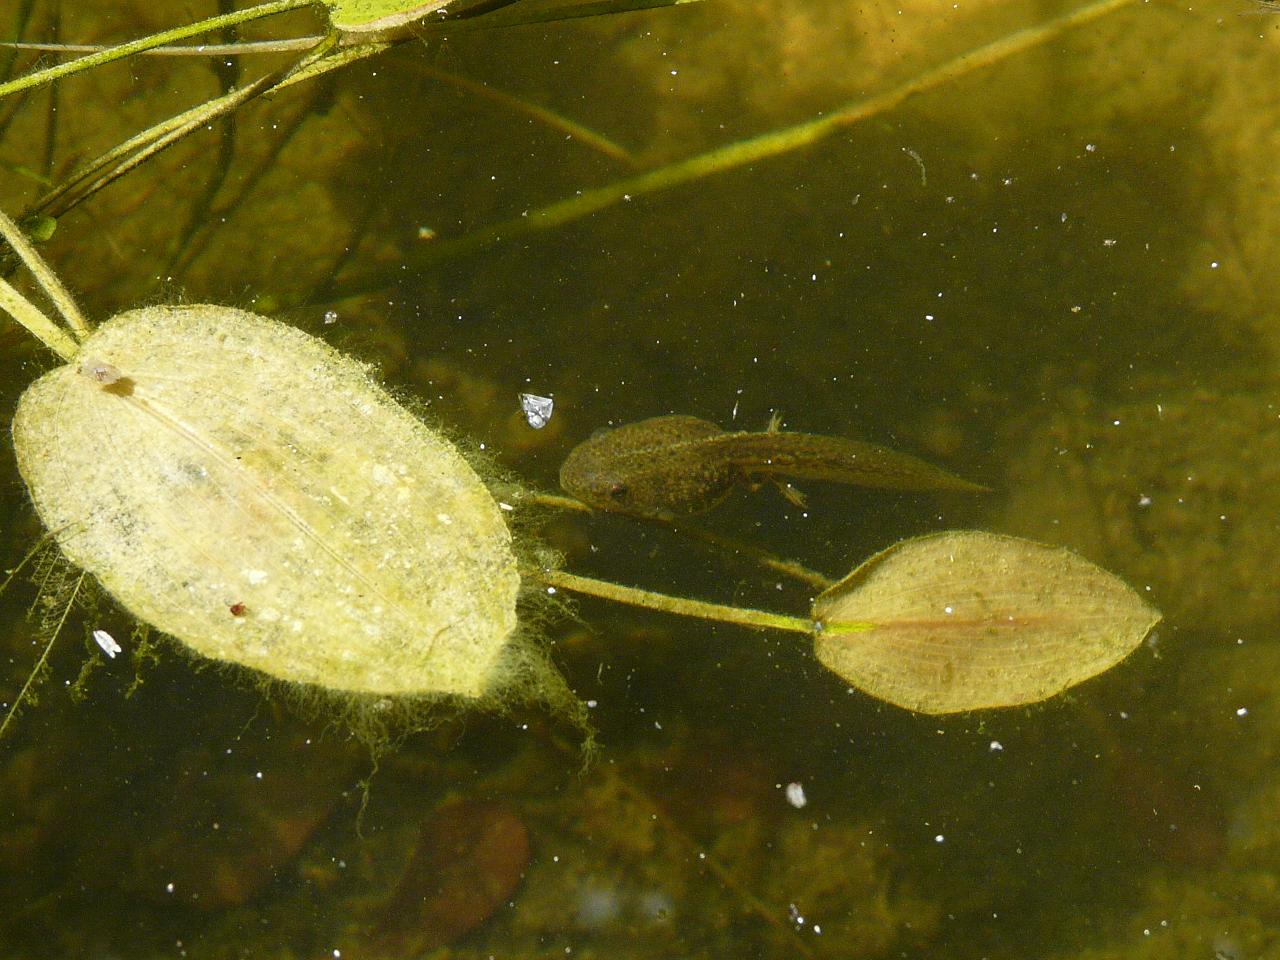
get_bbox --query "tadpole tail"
[714,432,991,494]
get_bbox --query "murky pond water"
[2,0,1278,957]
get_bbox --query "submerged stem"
[412,0,1139,263]
[0,570,85,744]
[533,567,814,634]
[0,0,315,99]
[0,276,77,359]
[0,206,86,341]
[513,489,833,589]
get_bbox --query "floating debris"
[91,629,121,659]
[520,393,554,429]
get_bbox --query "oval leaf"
[812,531,1160,714]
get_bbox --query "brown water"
[2,0,1278,957]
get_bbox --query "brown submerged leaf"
[812,531,1160,714]
[371,799,530,954]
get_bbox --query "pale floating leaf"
[811,531,1160,714]
[14,306,520,699]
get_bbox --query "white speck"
[244,569,268,585]
[520,393,554,428]
[92,629,121,659]
[943,605,954,614]
[499,501,514,511]
[785,782,807,808]
[989,740,1003,752]
[1085,142,1097,152]
[166,882,175,894]
[255,771,263,780]
[1209,260,1219,269]
[1236,707,1249,717]
[586,699,598,708]
[935,834,945,843]
[1103,239,1117,247]
[1138,495,1152,507]
[436,512,453,525]
[323,310,339,325]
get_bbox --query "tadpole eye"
[608,482,628,502]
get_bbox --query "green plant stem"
[0,0,315,99]
[266,35,388,92]
[412,62,637,165]
[0,38,323,56]
[533,567,814,634]
[31,29,338,221]
[667,520,833,590]
[0,277,76,359]
[0,206,84,354]
[415,0,1139,264]
[35,71,280,220]
[513,489,833,588]
[0,0,702,57]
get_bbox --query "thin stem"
[0,533,52,600]
[512,490,832,589]
[0,0,315,99]
[172,80,332,277]
[412,0,1139,264]
[453,0,703,30]
[0,0,39,82]
[610,773,816,958]
[31,29,344,222]
[34,29,340,221]
[0,276,77,359]
[0,0,704,58]
[266,35,389,93]
[533,567,814,634]
[0,570,85,744]
[0,37,323,56]
[164,0,244,276]
[412,62,637,165]
[667,520,833,590]
[0,207,82,357]
[39,3,61,180]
